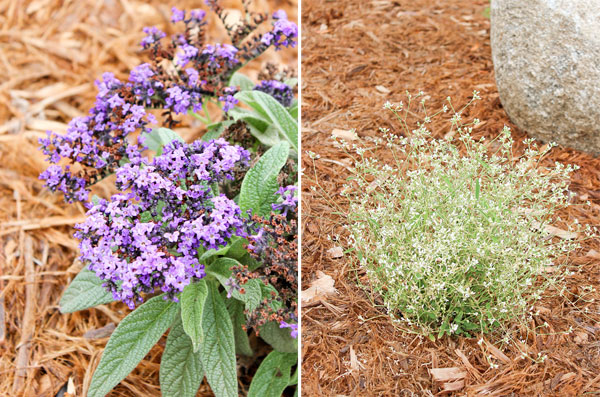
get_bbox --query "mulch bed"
[0,0,296,395]
[300,0,600,395]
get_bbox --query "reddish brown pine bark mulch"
[300,0,600,395]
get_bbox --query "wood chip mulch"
[0,0,297,395]
[300,0,600,395]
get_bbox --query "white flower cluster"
[341,94,593,338]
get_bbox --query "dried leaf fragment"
[586,249,600,259]
[331,128,358,141]
[441,379,465,392]
[375,85,390,94]
[301,271,337,303]
[574,331,588,344]
[430,367,467,382]
[327,246,344,259]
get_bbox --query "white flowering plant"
[339,92,594,340]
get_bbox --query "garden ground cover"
[300,0,600,395]
[0,0,297,395]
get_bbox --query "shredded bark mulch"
[300,0,600,395]
[0,0,297,395]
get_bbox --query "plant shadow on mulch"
[0,0,297,396]
[300,0,600,395]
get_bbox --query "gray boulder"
[490,0,600,156]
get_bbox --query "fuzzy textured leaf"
[239,141,289,216]
[181,280,209,352]
[201,282,237,397]
[59,265,114,313]
[87,295,178,397]
[259,320,297,353]
[234,91,298,151]
[225,298,253,356]
[160,315,204,397]
[207,258,261,309]
[145,127,184,154]
[247,350,297,397]
[230,72,255,91]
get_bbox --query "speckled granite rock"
[490,0,600,156]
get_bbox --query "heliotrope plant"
[39,3,298,397]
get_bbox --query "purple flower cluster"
[75,139,250,308]
[141,27,166,48]
[39,4,297,207]
[254,80,294,107]
[39,72,155,202]
[271,185,298,216]
[261,10,298,50]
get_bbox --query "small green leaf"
[205,257,238,286]
[259,320,297,353]
[288,103,298,120]
[201,282,237,397]
[239,141,289,216]
[181,280,209,352]
[234,91,298,151]
[160,315,204,397]
[202,121,231,141]
[225,298,253,356]
[247,351,297,397]
[230,72,255,91]
[250,125,283,147]
[59,265,114,313]
[144,128,184,155]
[87,295,178,397]
[207,258,262,310]
[225,236,248,260]
[284,78,298,89]
[91,195,101,205]
[240,279,262,312]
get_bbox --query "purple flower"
[262,10,298,50]
[272,185,298,216]
[190,9,206,22]
[171,7,185,23]
[279,321,298,339]
[254,80,294,107]
[141,26,166,48]
[219,86,239,113]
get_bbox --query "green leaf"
[206,258,262,310]
[239,141,289,216]
[145,128,184,155]
[225,236,248,260]
[240,279,262,312]
[234,91,298,151]
[201,282,237,397]
[87,295,178,397]
[181,280,209,352]
[225,298,253,356]
[202,121,232,142]
[250,125,283,147]
[259,320,297,353]
[205,257,238,286]
[228,107,270,128]
[160,315,204,397]
[59,265,114,313]
[227,108,282,147]
[247,351,297,397]
[288,103,298,120]
[230,72,255,91]
[284,77,298,89]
